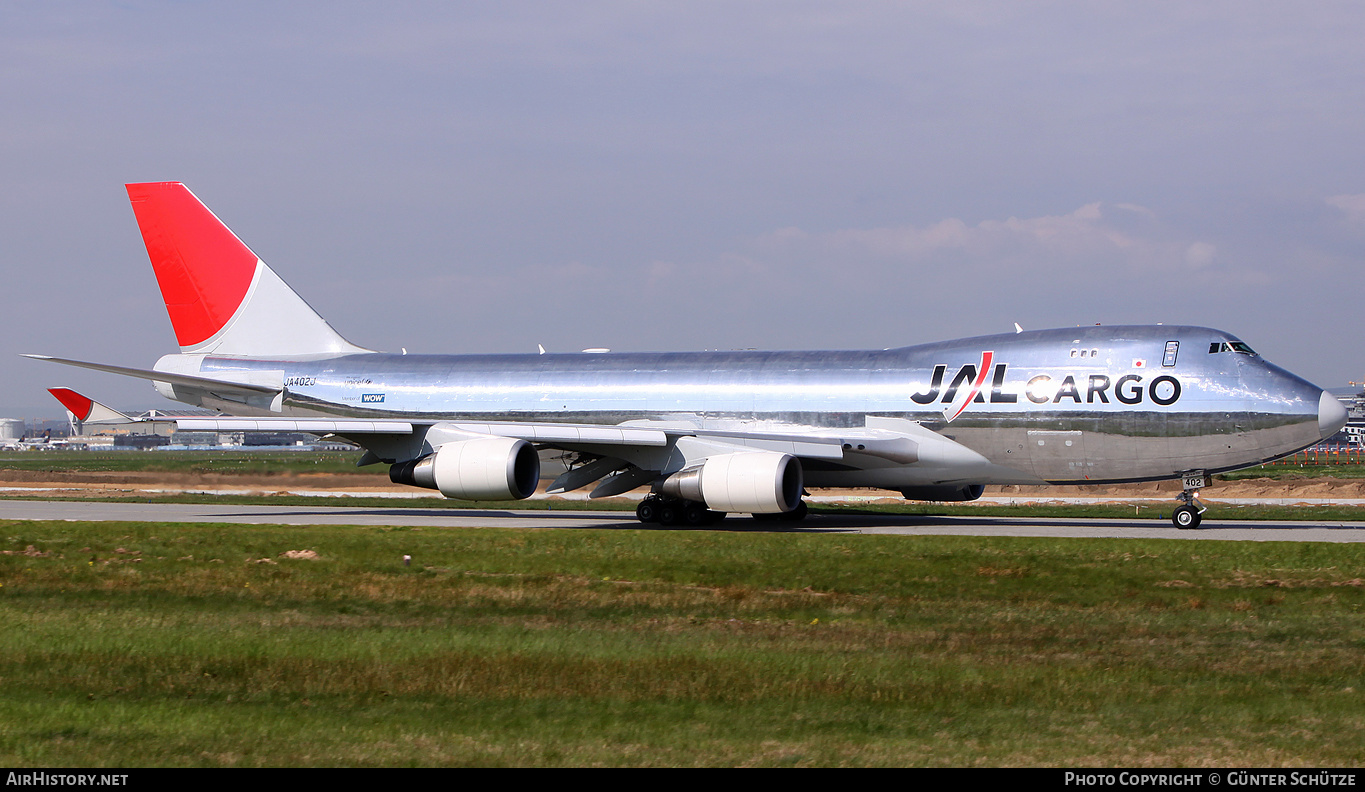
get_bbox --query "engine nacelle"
[899,484,984,502]
[389,437,540,501]
[661,451,803,514]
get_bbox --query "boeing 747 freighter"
[28,183,1349,528]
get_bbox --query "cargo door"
[1027,429,1094,481]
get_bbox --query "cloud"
[754,203,1164,274]
[1183,242,1217,269]
[579,199,1315,354]
[818,218,973,258]
[1114,203,1157,219]
[1325,194,1365,225]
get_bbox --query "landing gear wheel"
[1173,504,1201,530]
[658,501,684,526]
[682,505,715,529]
[636,498,660,524]
[1172,475,1208,529]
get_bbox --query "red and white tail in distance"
[126,182,370,358]
[48,388,135,425]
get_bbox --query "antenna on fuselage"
[1013,323,1023,334]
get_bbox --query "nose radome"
[1319,390,1349,439]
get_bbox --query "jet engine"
[389,437,540,500]
[898,484,985,502]
[660,451,803,514]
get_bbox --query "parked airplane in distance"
[27,183,1348,528]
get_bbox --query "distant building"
[1336,387,1364,446]
[0,419,23,444]
[113,433,170,450]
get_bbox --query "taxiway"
[2,499,1364,542]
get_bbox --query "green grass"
[1,520,1363,766]
[1220,455,1365,481]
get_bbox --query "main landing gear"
[1171,472,1209,529]
[636,495,725,526]
[635,496,810,526]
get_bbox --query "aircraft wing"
[171,417,672,446]
[173,417,416,434]
[40,380,1004,504]
[42,382,975,471]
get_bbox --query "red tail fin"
[48,387,93,421]
[126,182,258,349]
[47,388,134,425]
[124,183,369,357]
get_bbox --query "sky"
[2,1,1363,417]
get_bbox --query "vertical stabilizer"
[48,387,133,426]
[126,182,371,357]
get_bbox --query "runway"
[3,499,1365,542]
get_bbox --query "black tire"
[636,499,660,523]
[1173,504,1201,529]
[659,502,683,526]
[780,500,809,522]
[684,502,710,526]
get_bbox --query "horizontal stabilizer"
[23,354,279,396]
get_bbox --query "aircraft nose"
[1319,390,1348,439]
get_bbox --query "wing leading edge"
[41,382,1007,508]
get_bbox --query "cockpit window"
[1208,341,1258,355]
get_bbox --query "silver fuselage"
[159,324,1334,486]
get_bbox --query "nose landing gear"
[1172,472,1209,529]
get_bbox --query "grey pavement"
[3,499,1364,542]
